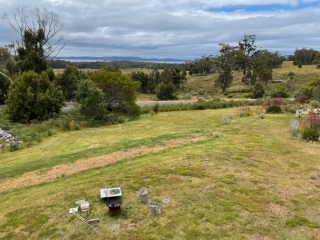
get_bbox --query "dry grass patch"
[0,135,209,193]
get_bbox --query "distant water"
[55,58,186,64]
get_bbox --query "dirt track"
[0,135,209,193]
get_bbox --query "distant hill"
[54,56,188,63]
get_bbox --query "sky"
[0,0,319,61]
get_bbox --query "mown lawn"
[1,107,320,239]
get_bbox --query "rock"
[212,132,219,137]
[162,198,170,204]
[0,128,22,148]
[128,223,136,228]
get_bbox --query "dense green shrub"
[0,73,11,105]
[155,82,175,100]
[153,103,160,113]
[76,79,106,120]
[5,71,65,123]
[266,105,283,113]
[271,84,289,98]
[302,127,319,141]
[295,78,320,102]
[128,103,141,118]
[271,90,289,98]
[253,82,265,98]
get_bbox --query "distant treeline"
[287,48,320,66]
[47,59,187,70]
[47,47,320,72]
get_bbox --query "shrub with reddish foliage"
[300,111,320,141]
[263,98,284,109]
[239,106,252,117]
[263,98,284,114]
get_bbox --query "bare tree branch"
[2,6,64,58]
[0,71,13,83]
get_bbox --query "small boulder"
[212,132,219,138]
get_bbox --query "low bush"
[266,105,283,113]
[239,106,252,117]
[0,107,128,150]
[253,83,265,98]
[153,103,160,113]
[283,104,298,113]
[271,90,289,98]
[128,103,141,119]
[263,98,284,113]
[302,127,319,141]
[300,111,320,141]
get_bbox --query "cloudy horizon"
[0,0,319,61]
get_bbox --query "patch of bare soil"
[0,135,209,193]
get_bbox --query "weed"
[239,106,252,117]
[300,111,320,141]
[286,215,319,228]
[153,102,160,113]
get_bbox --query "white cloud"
[0,0,319,59]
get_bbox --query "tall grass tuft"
[239,106,252,117]
[300,111,320,141]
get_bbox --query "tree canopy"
[54,65,88,100]
[76,79,106,120]
[293,48,319,66]
[5,71,64,123]
[0,73,11,104]
[16,29,48,74]
[90,70,141,113]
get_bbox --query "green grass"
[1,108,320,239]
[0,130,203,180]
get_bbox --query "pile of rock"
[0,128,22,148]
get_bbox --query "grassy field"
[1,107,320,239]
[183,61,320,100]
[52,61,320,101]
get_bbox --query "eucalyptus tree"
[2,6,65,58]
[293,48,319,65]
[0,47,15,104]
[312,53,320,69]
[90,70,141,113]
[235,34,259,85]
[215,44,236,92]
